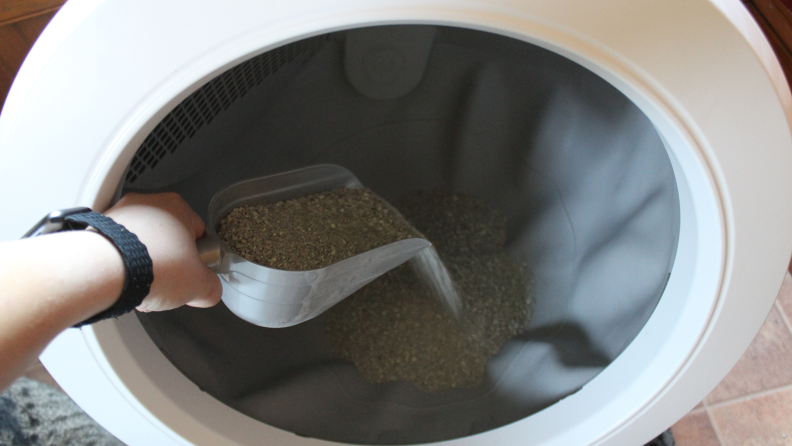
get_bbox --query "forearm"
[0,231,124,390]
[0,193,221,392]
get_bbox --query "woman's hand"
[104,192,222,312]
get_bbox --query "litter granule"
[325,191,535,392]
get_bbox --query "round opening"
[91,24,723,445]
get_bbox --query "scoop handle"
[197,234,222,272]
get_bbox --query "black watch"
[23,207,154,327]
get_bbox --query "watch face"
[22,207,92,238]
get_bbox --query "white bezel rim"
[81,13,725,446]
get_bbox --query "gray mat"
[0,378,123,446]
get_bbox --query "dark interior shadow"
[513,323,612,368]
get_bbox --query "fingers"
[189,207,206,239]
[135,265,222,312]
[186,268,223,308]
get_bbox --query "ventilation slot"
[125,36,326,185]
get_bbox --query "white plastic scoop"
[196,164,430,328]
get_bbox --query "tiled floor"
[672,271,792,446]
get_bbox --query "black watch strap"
[64,212,153,327]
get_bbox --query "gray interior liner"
[129,26,680,445]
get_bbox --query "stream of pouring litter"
[411,245,463,317]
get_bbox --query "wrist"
[54,231,126,325]
[21,207,153,326]
[63,211,154,326]
[2,231,124,333]
[0,231,124,390]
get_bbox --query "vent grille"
[125,36,326,185]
